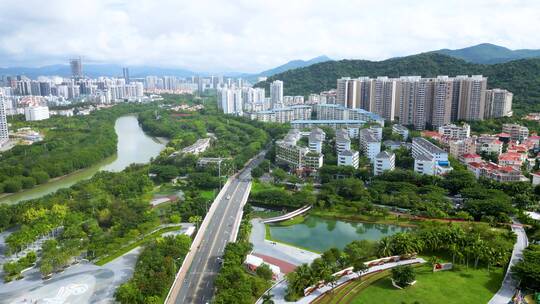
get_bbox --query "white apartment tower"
[0,95,9,146]
[270,80,284,107]
[218,88,243,115]
[485,89,513,118]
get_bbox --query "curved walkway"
[262,205,312,224]
[250,219,320,266]
[488,221,528,304]
[257,257,425,304]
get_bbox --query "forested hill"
[255,53,540,114]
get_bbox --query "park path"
[256,257,425,304]
[488,221,528,304]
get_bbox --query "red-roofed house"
[460,153,482,164]
[498,152,526,168]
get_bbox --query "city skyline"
[1,0,539,72]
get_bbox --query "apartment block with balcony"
[374,151,395,175]
[338,149,360,169]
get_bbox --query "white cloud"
[0,0,539,72]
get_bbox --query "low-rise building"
[335,129,351,155]
[459,153,482,164]
[374,151,395,175]
[498,152,525,169]
[438,123,470,140]
[360,128,381,163]
[532,172,540,186]
[467,161,527,182]
[392,124,409,140]
[180,138,211,155]
[502,124,529,141]
[24,105,50,121]
[412,137,448,162]
[308,128,325,153]
[338,149,359,169]
[476,136,503,154]
[383,140,411,151]
[449,138,476,158]
[275,129,324,171]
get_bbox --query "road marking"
[190,181,242,301]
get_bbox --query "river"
[0,115,167,205]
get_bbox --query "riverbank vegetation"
[0,104,155,195]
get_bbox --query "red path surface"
[252,253,297,274]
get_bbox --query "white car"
[226,195,231,200]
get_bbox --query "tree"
[189,215,203,231]
[115,282,144,303]
[262,292,275,304]
[391,265,416,288]
[512,245,540,290]
[256,264,274,281]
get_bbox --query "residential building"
[449,138,476,158]
[314,104,384,125]
[24,106,50,121]
[459,153,482,164]
[275,129,324,171]
[383,140,410,151]
[498,152,525,169]
[502,124,529,141]
[371,77,397,121]
[374,151,395,175]
[485,89,513,118]
[438,123,470,140]
[308,128,325,153]
[218,88,243,115]
[392,124,409,140]
[412,137,448,162]
[335,129,351,155]
[338,149,360,169]
[0,95,8,146]
[291,120,364,130]
[359,128,381,163]
[270,80,284,107]
[412,137,453,176]
[476,136,503,154]
[467,161,527,182]
[431,76,453,127]
[456,75,487,121]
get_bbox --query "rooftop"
[376,151,394,159]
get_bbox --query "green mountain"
[255,53,540,114]
[435,43,540,64]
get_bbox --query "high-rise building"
[70,58,83,79]
[122,67,130,84]
[371,77,396,121]
[0,94,9,146]
[431,76,453,127]
[218,88,243,115]
[484,89,513,118]
[270,80,284,107]
[456,75,487,121]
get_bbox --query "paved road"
[168,150,267,304]
[488,222,528,304]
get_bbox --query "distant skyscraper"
[122,67,130,84]
[70,58,83,79]
[270,80,284,107]
[0,95,10,146]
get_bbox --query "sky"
[0,0,539,73]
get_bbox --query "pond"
[268,215,412,252]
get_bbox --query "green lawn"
[251,180,285,194]
[199,189,216,201]
[350,265,503,304]
[94,226,182,266]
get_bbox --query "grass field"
[316,265,503,304]
[199,189,216,201]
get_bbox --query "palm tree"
[378,237,392,257]
[188,215,203,231]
